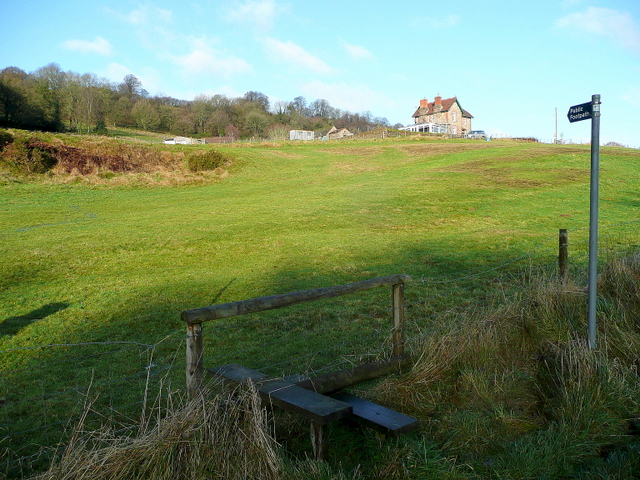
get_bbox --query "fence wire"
[2,221,639,478]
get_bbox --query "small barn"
[289,130,314,141]
[163,136,196,145]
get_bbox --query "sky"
[2,0,639,147]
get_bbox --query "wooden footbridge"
[181,274,418,460]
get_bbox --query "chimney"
[419,98,428,108]
[434,95,443,112]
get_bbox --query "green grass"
[1,136,640,478]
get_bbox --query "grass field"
[2,134,640,478]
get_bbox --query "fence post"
[392,282,405,356]
[559,229,569,282]
[186,322,203,398]
[310,422,328,461]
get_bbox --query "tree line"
[0,63,395,139]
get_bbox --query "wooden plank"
[259,379,352,424]
[210,364,353,424]
[182,274,411,325]
[211,363,269,383]
[330,392,419,437]
[295,355,412,394]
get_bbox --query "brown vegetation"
[0,130,233,185]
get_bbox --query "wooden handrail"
[184,274,411,397]
[182,274,411,325]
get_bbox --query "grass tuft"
[34,384,282,480]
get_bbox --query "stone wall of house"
[413,97,472,135]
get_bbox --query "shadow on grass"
[0,302,70,336]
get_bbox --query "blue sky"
[2,0,639,146]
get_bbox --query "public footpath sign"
[567,95,601,349]
[567,102,593,123]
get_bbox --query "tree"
[242,91,269,112]
[0,67,29,125]
[118,74,144,98]
[291,96,308,116]
[192,95,215,133]
[110,96,133,127]
[31,63,66,130]
[77,73,108,133]
[243,111,269,138]
[206,110,231,137]
[310,98,332,117]
[131,99,161,131]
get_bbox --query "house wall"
[413,98,472,135]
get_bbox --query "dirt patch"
[396,143,494,157]
[331,161,383,174]
[314,146,386,157]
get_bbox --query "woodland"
[0,63,393,140]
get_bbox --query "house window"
[453,112,457,122]
[452,126,457,135]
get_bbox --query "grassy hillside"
[1,133,640,478]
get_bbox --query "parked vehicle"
[466,130,487,139]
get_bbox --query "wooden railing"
[181,274,411,397]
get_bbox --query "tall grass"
[374,254,640,478]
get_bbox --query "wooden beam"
[210,364,353,424]
[295,355,412,395]
[186,322,203,398]
[330,391,419,437]
[392,282,405,356]
[310,421,328,461]
[182,274,411,325]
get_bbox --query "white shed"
[289,130,314,141]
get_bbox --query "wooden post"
[186,322,203,398]
[559,229,569,283]
[310,421,328,461]
[392,283,405,356]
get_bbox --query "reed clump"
[374,255,640,478]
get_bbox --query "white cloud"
[301,81,394,114]
[61,36,112,56]
[413,14,460,29]
[168,37,252,79]
[109,5,173,26]
[226,0,280,32]
[264,38,334,74]
[342,42,374,60]
[557,7,640,54]
[104,63,132,82]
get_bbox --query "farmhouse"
[405,96,473,135]
[327,126,354,140]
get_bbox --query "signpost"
[567,102,593,123]
[567,95,601,349]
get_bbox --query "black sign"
[567,102,593,123]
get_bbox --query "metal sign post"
[567,94,601,349]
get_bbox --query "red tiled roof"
[412,97,474,119]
